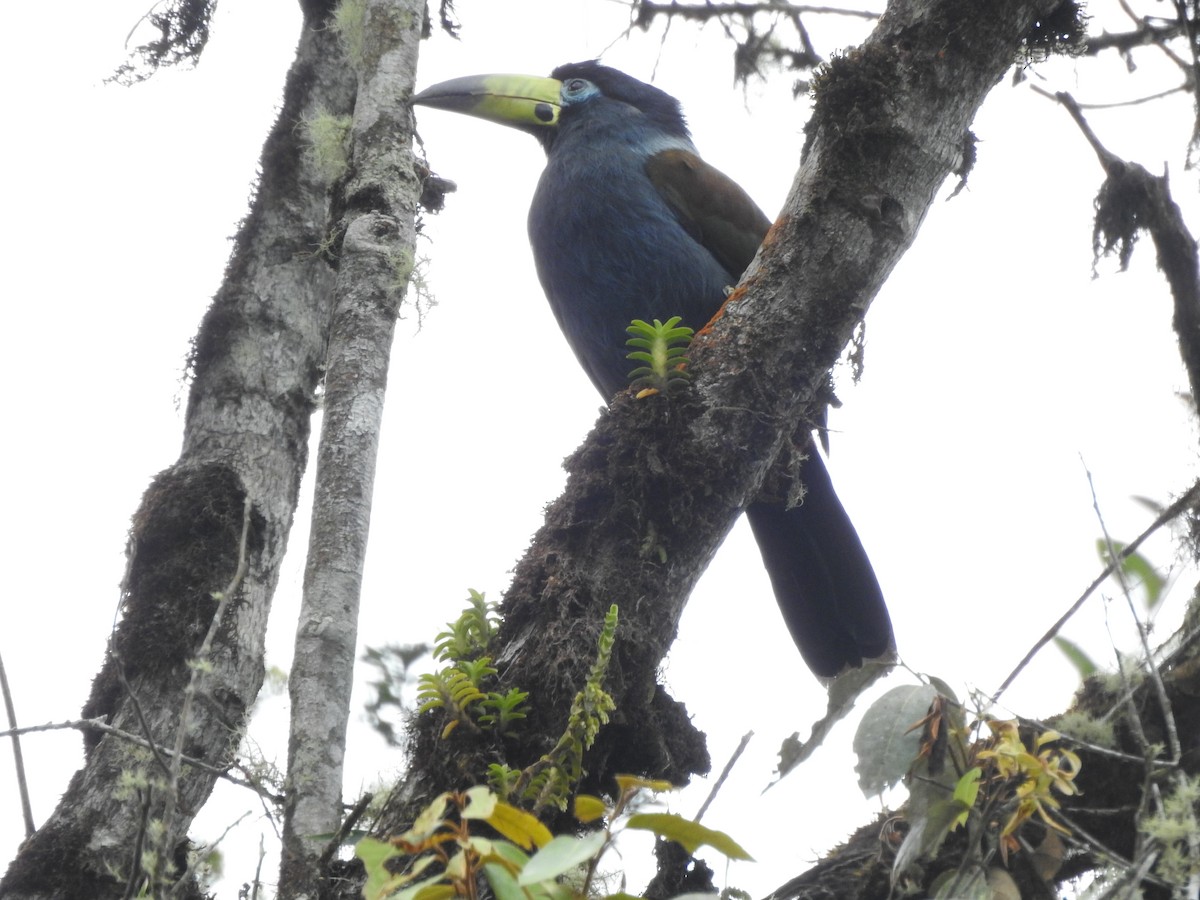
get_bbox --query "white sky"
[2,0,1198,896]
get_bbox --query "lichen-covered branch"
[279,0,426,895]
[0,1,355,895]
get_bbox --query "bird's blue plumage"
[413,60,894,676]
[523,63,892,676]
[529,87,732,394]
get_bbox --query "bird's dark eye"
[563,78,590,97]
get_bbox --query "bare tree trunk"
[0,3,354,896]
[279,0,426,895]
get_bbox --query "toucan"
[412,61,893,678]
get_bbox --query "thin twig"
[990,480,1200,704]
[318,792,374,870]
[1099,497,1200,900]
[1050,88,1122,166]
[0,717,283,802]
[1025,716,1168,767]
[634,1,878,22]
[1052,805,1175,893]
[694,731,752,823]
[243,772,284,842]
[1087,462,1195,887]
[1116,0,1193,76]
[1107,600,1158,866]
[0,646,35,836]
[1083,13,1187,61]
[1086,467,1182,765]
[116,660,175,780]
[1033,83,1190,109]
[168,810,252,896]
[1170,0,1200,97]
[123,0,169,48]
[252,833,266,900]
[123,785,154,900]
[1095,848,1161,900]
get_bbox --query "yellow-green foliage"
[417,592,528,739]
[356,778,751,900]
[390,249,438,320]
[1140,774,1200,887]
[1097,654,1150,694]
[625,317,693,397]
[331,0,367,68]
[301,107,353,186]
[433,590,497,660]
[1053,710,1116,750]
[490,606,619,814]
[976,722,1081,838]
[389,248,414,292]
[416,598,619,817]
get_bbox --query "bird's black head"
[546,61,690,146]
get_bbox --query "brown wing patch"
[644,148,773,277]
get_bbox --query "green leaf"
[951,768,981,829]
[517,832,608,885]
[401,882,457,900]
[573,794,608,823]
[1096,540,1165,609]
[613,775,675,795]
[625,317,693,394]
[487,801,553,849]
[483,862,529,900]
[893,802,961,883]
[1053,635,1097,678]
[356,837,403,900]
[461,785,498,820]
[893,794,971,882]
[852,684,938,797]
[358,852,440,900]
[405,792,450,842]
[625,813,753,861]
[444,849,469,880]
[926,677,959,703]
[486,839,532,869]
[491,855,576,900]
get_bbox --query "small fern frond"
[626,317,693,396]
[457,656,498,687]
[478,688,529,732]
[434,589,498,661]
[417,667,488,737]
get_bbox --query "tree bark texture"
[380,0,1062,838]
[0,4,355,897]
[279,0,425,896]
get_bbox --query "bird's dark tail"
[745,452,893,678]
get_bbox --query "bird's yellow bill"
[411,74,562,129]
